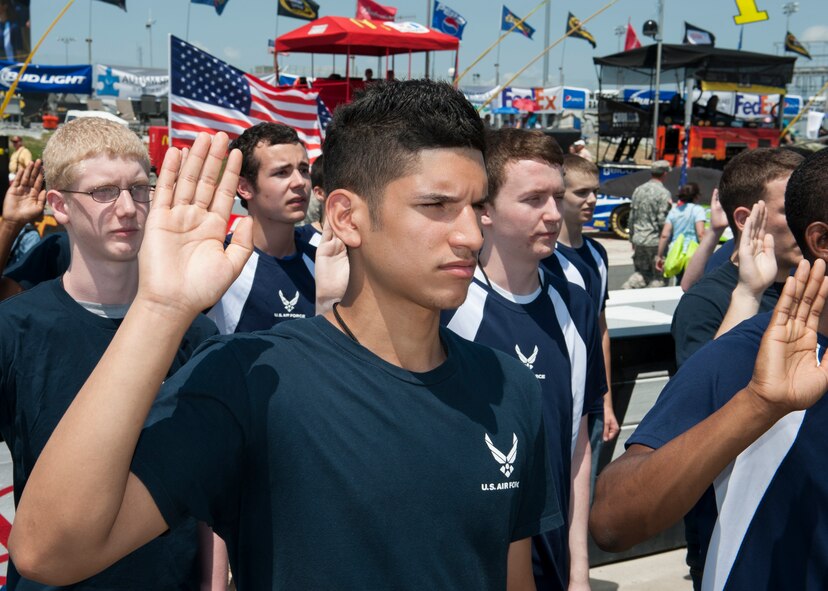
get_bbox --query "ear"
[731,205,751,233]
[312,186,326,204]
[47,189,70,226]
[478,200,495,228]
[237,177,255,203]
[804,222,828,263]
[325,189,364,249]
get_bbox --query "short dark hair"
[678,182,700,202]
[322,79,485,227]
[718,148,804,232]
[485,128,563,202]
[562,153,599,178]
[310,153,325,190]
[784,149,828,262]
[230,122,303,207]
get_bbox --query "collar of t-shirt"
[76,300,130,319]
[482,267,544,304]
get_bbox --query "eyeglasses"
[59,184,155,204]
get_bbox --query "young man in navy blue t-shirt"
[444,129,606,590]
[591,148,828,590]
[542,154,619,480]
[0,117,218,590]
[13,81,562,590]
[207,122,317,334]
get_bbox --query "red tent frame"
[274,16,460,104]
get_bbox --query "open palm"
[749,259,828,415]
[737,201,776,296]
[137,132,253,316]
[2,160,45,224]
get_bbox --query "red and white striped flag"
[169,36,323,160]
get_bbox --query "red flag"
[170,36,323,160]
[625,22,641,51]
[356,0,397,21]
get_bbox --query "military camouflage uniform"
[622,179,672,289]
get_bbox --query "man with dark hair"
[444,128,605,590]
[13,80,561,590]
[621,160,673,289]
[206,121,316,334]
[591,147,828,591]
[671,148,804,367]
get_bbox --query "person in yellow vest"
[9,135,32,176]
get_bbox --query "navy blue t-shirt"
[542,237,609,313]
[443,266,606,590]
[207,230,316,334]
[629,312,828,590]
[704,239,734,274]
[0,279,217,590]
[3,232,70,289]
[131,315,562,590]
[294,223,321,247]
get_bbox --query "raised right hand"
[735,200,776,297]
[136,132,253,318]
[747,259,828,417]
[709,188,728,233]
[2,160,45,225]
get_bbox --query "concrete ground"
[590,549,693,590]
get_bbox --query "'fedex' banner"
[498,85,590,113]
[0,62,92,94]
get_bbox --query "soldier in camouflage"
[622,160,673,289]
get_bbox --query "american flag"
[169,36,324,160]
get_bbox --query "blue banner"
[432,1,467,40]
[0,62,92,94]
[562,89,587,109]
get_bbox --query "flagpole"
[186,0,192,41]
[274,11,280,79]
[86,0,92,64]
[542,0,550,86]
[425,0,431,79]
[478,0,618,112]
[0,0,76,118]
[651,0,664,161]
[558,38,566,86]
[455,0,548,85]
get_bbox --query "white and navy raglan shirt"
[443,266,606,471]
[628,311,828,591]
[542,236,609,314]
[208,230,316,334]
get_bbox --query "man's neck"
[62,253,138,306]
[478,242,541,295]
[326,273,445,373]
[558,221,583,249]
[251,218,297,258]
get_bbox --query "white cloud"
[801,25,828,42]
[224,46,242,61]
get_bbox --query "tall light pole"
[614,25,625,52]
[783,2,799,33]
[648,0,665,161]
[58,36,75,65]
[146,10,156,68]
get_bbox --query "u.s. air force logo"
[481,433,520,491]
[273,290,306,319]
[515,344,545,380]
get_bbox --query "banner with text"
[94,64,169,99]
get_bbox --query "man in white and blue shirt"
[444,128,606,591]
[207,123,316,334]
[591,148,828,590]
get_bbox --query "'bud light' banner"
[0,61,92,94]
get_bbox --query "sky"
[29,0,828,90]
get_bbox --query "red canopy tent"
[274,16,460,107]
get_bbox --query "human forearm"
[599,313,618,442]
[680,227,723,292]
[568,420,592,587]
[0,218,23,271]
[590,387,783,551]
[715,283,763,338]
